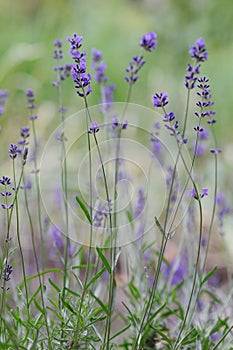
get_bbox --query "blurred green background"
[0,0,233,147]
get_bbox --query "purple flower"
[92,199,112,227]
[50,225,64,250]
[194,77,216,120]
[26,89,35,107]
[94,61,108,84]
[53,40,72,87]
[0,90,8,115]
[184,39,208,89]
[68,34,92,98]
[189,38,208,62]
[193,143,206,157]
[9,144,21,159]
[121,120,128,129]
[91,48,108,84]
[140,32,157,51]
[111,117,119,130]
[162,250,187,286]
[92,48,102,64]
[125,55,145,85]
[22,147,29,165]
[18,126,30,145]
[0,176,11,186]
[134,189,146,217]
[184,64,200,89]
[164,120,181,140]
[201,188,208,197]
[150,127,162,161]
[152,92,168,107]
[163,112,175,122]
[0,191,12,197]
[54,39,62,48]
[210,148,222,154]
[88,121,99,134]
[53,40,63,60]
[190,187,208,199]
[194,125,204,133]
[26,89,38,120]
[216,193,231,234]
[67,34,84,60]
[2,264,13,281]
[1,203,13,210]
[100,84,116,113]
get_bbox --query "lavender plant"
[0,32,232,350]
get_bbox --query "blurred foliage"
[0,0,232,145]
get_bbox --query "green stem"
[12,159,30,316]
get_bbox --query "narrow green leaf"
[72,264,95,269]
[86,267,106,288]
[153,327,172,345]
[30,330,39,350]
[122,301,138,328]
[110,323,131,340]
[19,268,61,288]
[64,287,80,298]
[129,280,141,301]
[200,265,217,288]
[96,247,111,274]
[29,284,41,306]
[143,302,167,329]
[48,278,61,293]
[34,299,44,314]
[62,300,76,314]
[76,195,92,224]
[154,216,165,235]
[89,290,109,315]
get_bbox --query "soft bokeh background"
[0,0,233,259]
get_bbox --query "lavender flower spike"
[88,121,100,134]
[152,92,169,107]
[140,32,157,51]
[189,38,208,62]
[9,144,21,159]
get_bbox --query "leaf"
[110,323,131,341]
[96,247,111,274]
[150,326,173,346]
[64,287,80,298]
[122,301,138,328]
[200,265,217,288]
[86,267,106,288]
[34,299,44,314]
[154,216,165,235]
[143,302,167,330]
[29,285,42,306]
[48,278,61,293]
[129,280,141,302]
[89,290,108,315]
[76,195,92,224]
[19,268,61,288]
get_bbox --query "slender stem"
[22,174,52,348]
[12,158,30,316]
[173,198,203,349]
[31,119,44,281]
[73,94,94,346]
[182,89,191,139]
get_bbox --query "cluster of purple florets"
[67,34,92,98]
[125,32,157,85]
[185,38,208,89]
[0,90,8,116]
[53,40,72,86]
